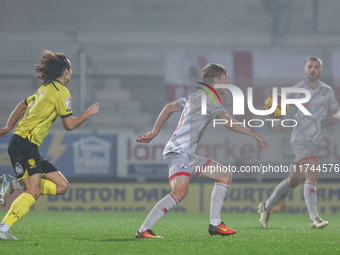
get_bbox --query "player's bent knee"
[27,189,41,200]
[174,193,186,202]
[57,181,69,194]
[215,177,231,185]
[221,168,233,180]
[171,189,187,202]
[287,178,302,188]
[219,169,232,179]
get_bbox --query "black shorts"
[8,134,58,180]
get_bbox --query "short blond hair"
[201,63,227,85]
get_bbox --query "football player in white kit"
[135,63,267,238]
[258,57,340,229]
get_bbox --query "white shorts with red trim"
[163,152,211,182]
[291,139,318,165]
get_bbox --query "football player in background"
[258,57,340,229]
[135,63,267,238]
[0,50,99,240]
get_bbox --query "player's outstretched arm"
[329,108,340,124]
[215,112,267,149]
[136,100,182,143]
[0,100,26,138]
[62,103,99,131]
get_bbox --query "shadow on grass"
[238,227,282,230]
[97,238,137,242]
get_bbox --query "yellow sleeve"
[25,95,34,106]
[54,88,73,118]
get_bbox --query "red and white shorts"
[163,152,211,182]
[291,139,318,165]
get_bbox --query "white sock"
[139,194,178,233]
[0,222,10,232]
[304,181,318,221]
[265,179,293,212]
[210,183,229,226]
[12,179,23,190]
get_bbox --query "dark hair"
[201,63,227,85]
[35,50,71,85]
[305,57,322,67]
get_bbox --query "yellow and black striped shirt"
[15,80,73,147]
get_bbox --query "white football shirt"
[289,80,338,145]
[163,89,226,156]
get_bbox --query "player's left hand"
[87,103,99,116]
[254,135,267,150]
[136,131,157,143]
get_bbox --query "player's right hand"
[0,127,10,138]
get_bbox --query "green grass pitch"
[0,211,339,255]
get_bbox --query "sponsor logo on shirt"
[303,102,325,114]
[37,89,45,97]
[66,98,72,109]
[303,102,325,108]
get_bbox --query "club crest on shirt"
[28,159,36,169]
[179,163,188,169]
[15,163,24,175]
[304,149,310,155]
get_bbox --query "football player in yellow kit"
[0,50,99,240]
